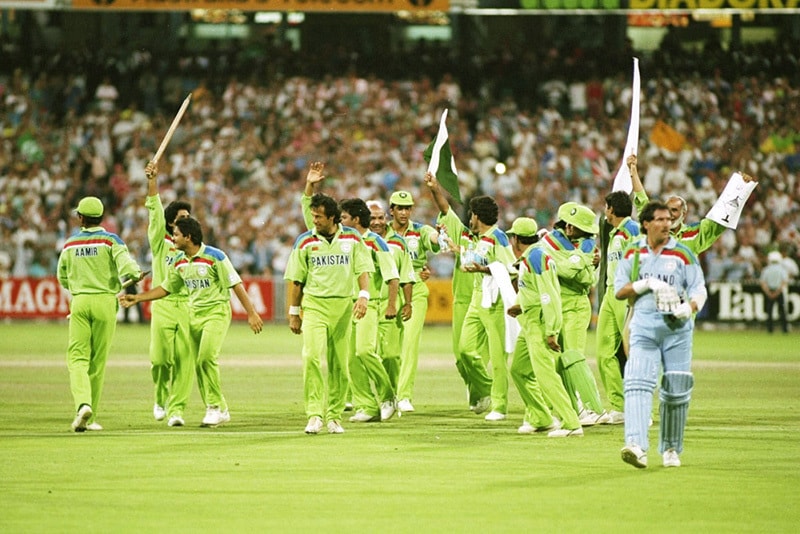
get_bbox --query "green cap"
[76,196,104,218]
[507,217,538,237]
[558,202,598,234]
[389,191,414,207]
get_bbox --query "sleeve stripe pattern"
[662,247,696,265]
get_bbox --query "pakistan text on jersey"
[311,254,351,267]
[74,247,99,257]
[185,279,211,289]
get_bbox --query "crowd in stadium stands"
[1,36,799,287]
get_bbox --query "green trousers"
[149,298,193,418]
[302,295,352,422]
[397,280,429,401]
[67,294,117,423]
[459,297,507,413]
[518,311,581,430]
[509,332,553,428]
[189,305,231,412]
[595,287,627,411]
[350,301,394,416]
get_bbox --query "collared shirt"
[57,226,141,295]
[163,243,241,311]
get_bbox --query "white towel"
[487,262,521,353]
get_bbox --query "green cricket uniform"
[458,226,516,414]
[284,225,374,423]
[162,244,243,412]
[386,221,439,403]
[146,194,192,419]
[514,244,581,430]
[595,215,641,412]
[58,226,142,423]
[437,208,488,407]
[541,229,604,414]
[378,233,415,389]
[349,230,399,417]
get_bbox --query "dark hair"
[516,234,539,246]
[639,201,669,234]
[80,215,103,226]
[339,198,371,229]
[605,191,632,218]
[469,196,499,226]
[175,217,203,245]
[164,201,192,235]
[310,193,341,224]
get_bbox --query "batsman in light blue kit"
[615,201,707,469]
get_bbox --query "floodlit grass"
[1,322,798,533]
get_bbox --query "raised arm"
[424,171,451,215]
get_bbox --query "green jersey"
[386,220,440,273]
[381,233,415,301]
[468,225,516,301]
[437,208,476,304]
[604,216,641,289]
[284,225,374,298]
[361,230,400,300]
[57,226,141,294]
[162,243,241,311]
[146,194,188,301]
[516,244,562,337]
[540,229,597,296]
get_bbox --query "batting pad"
[560,350,604,414]
[659,371,694,454]
[624,357,659,451]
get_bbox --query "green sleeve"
[301,194,313,231]
[283,247,307,284]
[633,190,649,212]
[376,249,399,283]
[354,237,376,276]
[161,264,184,294]
[539,268,563,337]
[691,219,727,255]
[420,223,441,254]
[112,241,141,282]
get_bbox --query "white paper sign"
[705,172,758,229]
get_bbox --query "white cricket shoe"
[349,410,379,423]
[473,396,491,415]
[327,420,345,434]
[167,415,185,427]
[604,410,625,425]
[304,416,323,434]
[380,400,396,421]
[578,409,605,426]
[548,427,584,438]
[153,404,166,421]
[201,406,230,427]
[621,444,648,469]
[518,422,535,434]
[520,417,561,434]
[71,405,92,432]
[662,449,681,468]
[484,411,506,422]
[397,399,415,413]
[86,423,103,431]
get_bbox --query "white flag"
[612,58,641,193]
[706,172,758,229]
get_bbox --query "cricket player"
[58,196,143,432]
[386,189,440,413]
[506,218,583,438]
[615,201,707,468]
[144,161,193,427]
[284,193,374,435]
[120,217,263,427]
[541,202,608,425]
[423,172,491,414]
[595,155,648,424]
[505,217,562,435]
[367,200,415,391]
[339,198,401,423]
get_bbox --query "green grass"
[1,322,799,533]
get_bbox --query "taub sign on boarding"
[72,0,450,12]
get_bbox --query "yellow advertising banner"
[425,278,454,325]
[72,0,450,12]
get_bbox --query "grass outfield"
[1,322,799,533]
